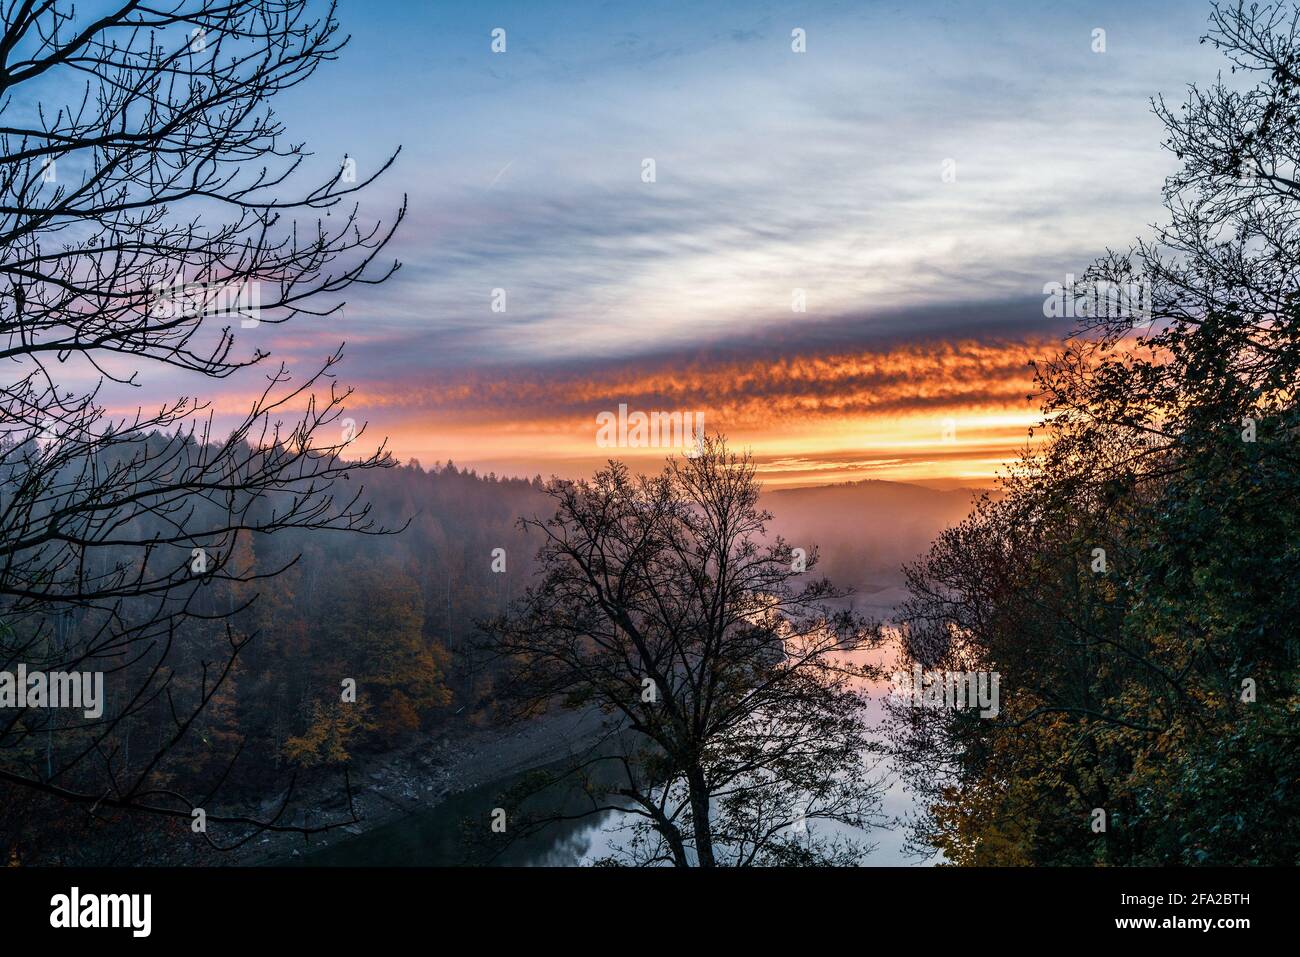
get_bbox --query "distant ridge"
[760,478,981,608]
[766,477,982,500]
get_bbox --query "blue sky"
[272,0,1217,374]
[60,0,1228,482]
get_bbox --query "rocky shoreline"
[159,707,609,866]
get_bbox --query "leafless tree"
[484,437,883,866]
[0,0,404,853]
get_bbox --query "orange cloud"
[345,337,1052,487]
[93,333,1054,488]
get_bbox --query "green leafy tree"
[888,0,1300,866]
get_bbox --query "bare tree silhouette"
[0,0,405,851]
[484,438,883,866]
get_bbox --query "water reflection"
[306,750,633,867]
[309,667,938,866]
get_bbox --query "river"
[306,676,936,866]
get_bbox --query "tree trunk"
[687,767,716,867]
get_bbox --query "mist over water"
[307,482,968,866]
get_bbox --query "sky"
[121,0,1224,487]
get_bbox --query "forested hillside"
[0,447,549,863]
[1,432,982,864]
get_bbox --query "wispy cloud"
[99,0,1221,485]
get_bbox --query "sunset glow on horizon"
[212,0,1209,490]
[78,0,1216,491]
[339,330,1052,488]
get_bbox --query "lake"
[307,687,935,866]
